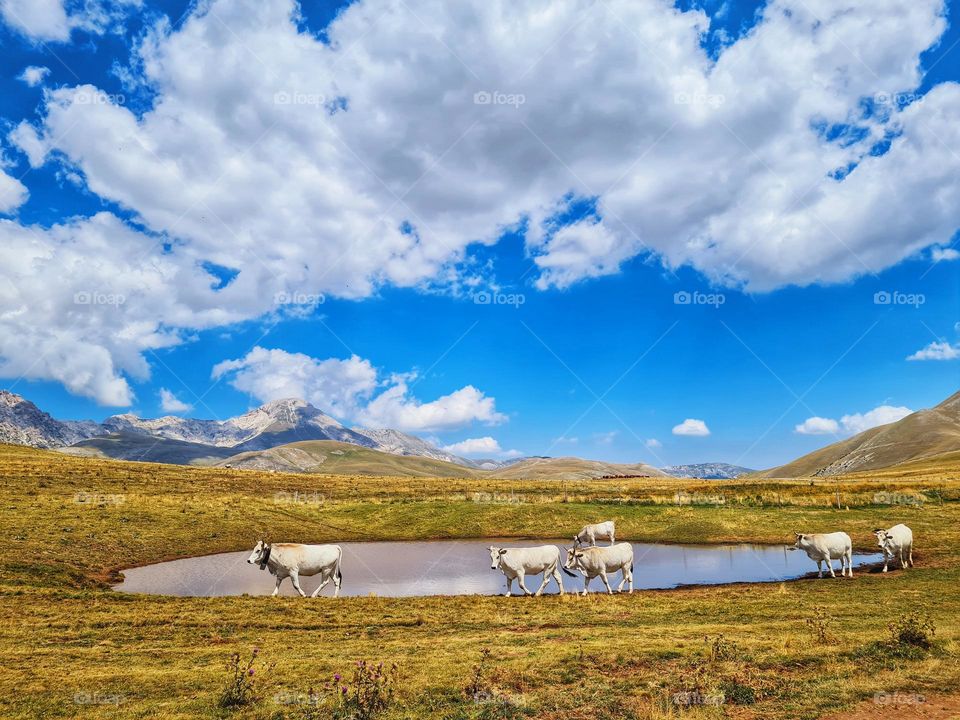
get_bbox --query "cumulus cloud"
[794,416,840,435]
[212,347,505,432]
[795,404,913,436]
[443,436,505,456]
[17,65,50,87]
[4,0,960,402]
[840,405,913,434]
[672,418,710,436]
[0,0,141,41]
[644,438,662,449]
[0,169,28,213]
[930,246,960,262]
[158,387,192,414]
[907,341,960,361]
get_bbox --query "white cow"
[792,531,853,578]
[874,524,914,572]
[564,543,634,594]
[247,540,343,597]
[488,545,575,597]
[574,520,616,547]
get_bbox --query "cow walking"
[564,543,634,594]
[792,531,853,578]
[874,524,914,572]
[573,520,616,547]
[489,545,576,597]
[247,541,343,597]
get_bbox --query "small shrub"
[333,660,399,720]
[720,679,756,705]
[707,634,740,662]
[805,608,837,645]
[465,648,493,702]
[218,647,263,710]
[889,613,935,649]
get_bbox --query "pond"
[113,540,884,597]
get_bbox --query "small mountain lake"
[113,540,885,597]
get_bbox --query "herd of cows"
[244,520,916,598]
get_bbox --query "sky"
[0,0,958,469]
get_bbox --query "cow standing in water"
[247,541,343,597]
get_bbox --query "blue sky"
[0,0,958,469]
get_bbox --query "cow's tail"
[561,566,578,578]
[335,546,344,583]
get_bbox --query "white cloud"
[795,404,913,437]
[907,341,960,361]
[839,405,913,434]
[14,0,960,298]
[4,0,960,402]
[0,170,28,213]
[443,436,501,456]
[0,0,70,41]
[644,438,662,449]
[552,436,579,445]
[672,418,710,437]
[0,0,139,41]
[931,246,960,262]
[158,387,192,414]
[593,430,618,445]
[212,346,505,432]
[794,416,840,435]
[18,66,50,87]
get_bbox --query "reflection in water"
[114,540,884,598]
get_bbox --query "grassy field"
[2,444,959,719]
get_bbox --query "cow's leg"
[534,571,551,597]
[599,571,613,594]
[271,576,283,597]
[582,575,590,596]
[845,550,853,577]
[333,568,342,597]
[552,568,565,596]
[826,558,836,578]
[908,544,914,567]
[289,570,306,597]
[311,572,331,598]
[516,572,533,596]
[609,530,615,546]
[900,548,908,569]
[616,569,627,592]
[504,577,513,597]
[882,552,890,573]
[816,560,823,578]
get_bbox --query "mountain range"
[3,389,957,478]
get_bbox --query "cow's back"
[581,542,632,571]
[887,524,913,546]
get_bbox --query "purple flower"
[334,674,341,682]
[341,686,348,695]
[248,669,255,676]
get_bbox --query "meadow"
[1,444,958,719]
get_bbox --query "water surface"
[114,540,883,597]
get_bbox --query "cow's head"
[792,532,807,550]
[564,547,585,570]
[488,546,507,570]
[247,540,269,567]
[873,529,892,552]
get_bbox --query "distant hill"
[759,390,960,477]
[660,463,754,479]
[489,456,667,480]
[62,432,234,465]
[215,440,483,477]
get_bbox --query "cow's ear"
[575,552,584,558]
[499,549,508,555]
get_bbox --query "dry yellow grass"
[1,444,958,719]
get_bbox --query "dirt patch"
[821,693,960,719]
